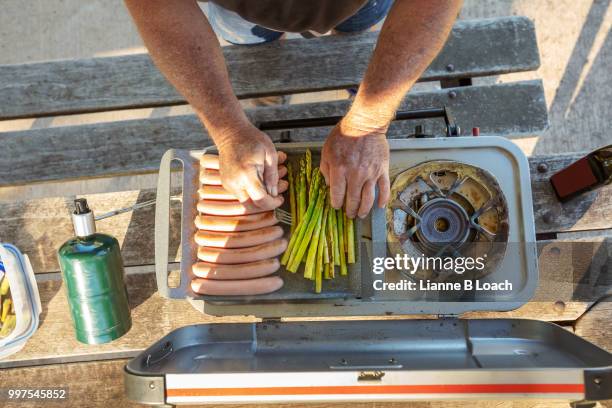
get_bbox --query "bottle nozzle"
[74,198,91,215]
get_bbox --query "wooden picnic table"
[0,16,610,407]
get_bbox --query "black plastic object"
[74,198,91,214]
[257,107,460,138]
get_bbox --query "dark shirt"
[208,0,368,33]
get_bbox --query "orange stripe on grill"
[167,383,585,397]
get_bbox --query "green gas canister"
[58,198,132,344]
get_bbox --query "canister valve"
[72,198,96,237]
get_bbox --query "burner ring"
[386,160,509,283]
[415,198,471,252]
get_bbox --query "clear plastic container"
[0,243,41,359]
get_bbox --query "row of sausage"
[191,153,288,296]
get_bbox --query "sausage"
[200,168,223,185]
[197,238,288,264]
[200,166,288,186]
[195,212,278,232]
[198,179,288,201]
[192,258,280,279]
[200,154,220,170]
[194,225,284,248]
[197,185,230,201]
[200,151,287,170]
[191,276,283,296]
[197,195,284,216]
[199,179,289,200]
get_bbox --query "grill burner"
[414,197,472,253]
[387,160,509,282]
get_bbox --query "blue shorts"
[208,0,394,45]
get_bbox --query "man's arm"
[321,0,463,218]
[124,0,280,207]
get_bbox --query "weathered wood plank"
[0,358,591,408]
[574,296,612,352]
[2,235,608,369]
[0,359,140,408]
[0,190,177,274]
[464,235,612,321]
[0,17,539,119]
[529,153,612,234]
[0,80,547,187]
[1,151,608,275]
[0,270,255,369]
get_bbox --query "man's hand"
[320,114,391,219]
[216,123,282,209]
[124,0,283,210]
[318,0,462,220]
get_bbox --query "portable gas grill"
[125,109,612,406]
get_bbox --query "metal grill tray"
[125,319,612,403]
[155,138,538,317]
[129,319,612,374]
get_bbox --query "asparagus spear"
[288,162,297,233]
[322,215,330,264]
[288,189,326,273]
[304,203,324,280]
[337,208,347,276]
[343,212,349,253]
[329,205,340,266]
[297,169,306,224]
[328,233,335,279]
[347,216,355,264]
[305,149,312,187]
[308,168,320,202]
[314,206,329,292]
[281,176,321,266]
[324,204,335,279]
[300,168,320,267]
[315,252,323,293]
[298,171,321,264]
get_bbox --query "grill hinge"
[261,317,283,324]
[437,314,460,319]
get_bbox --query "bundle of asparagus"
[281,150,356,293]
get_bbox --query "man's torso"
[208,0,368,33]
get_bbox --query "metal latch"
[358,371,385,382]
[145,341,173,367]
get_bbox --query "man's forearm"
[124,0,248,144]
[348,0,463,129]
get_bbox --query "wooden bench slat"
[1,151,609,274]
[1,235,609,369]
[0,270,253,369]
[530,154,612,234]
[0,17,539,119]
[574,296,612,352]
[0,80,547,187]
[0,359,141,408]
